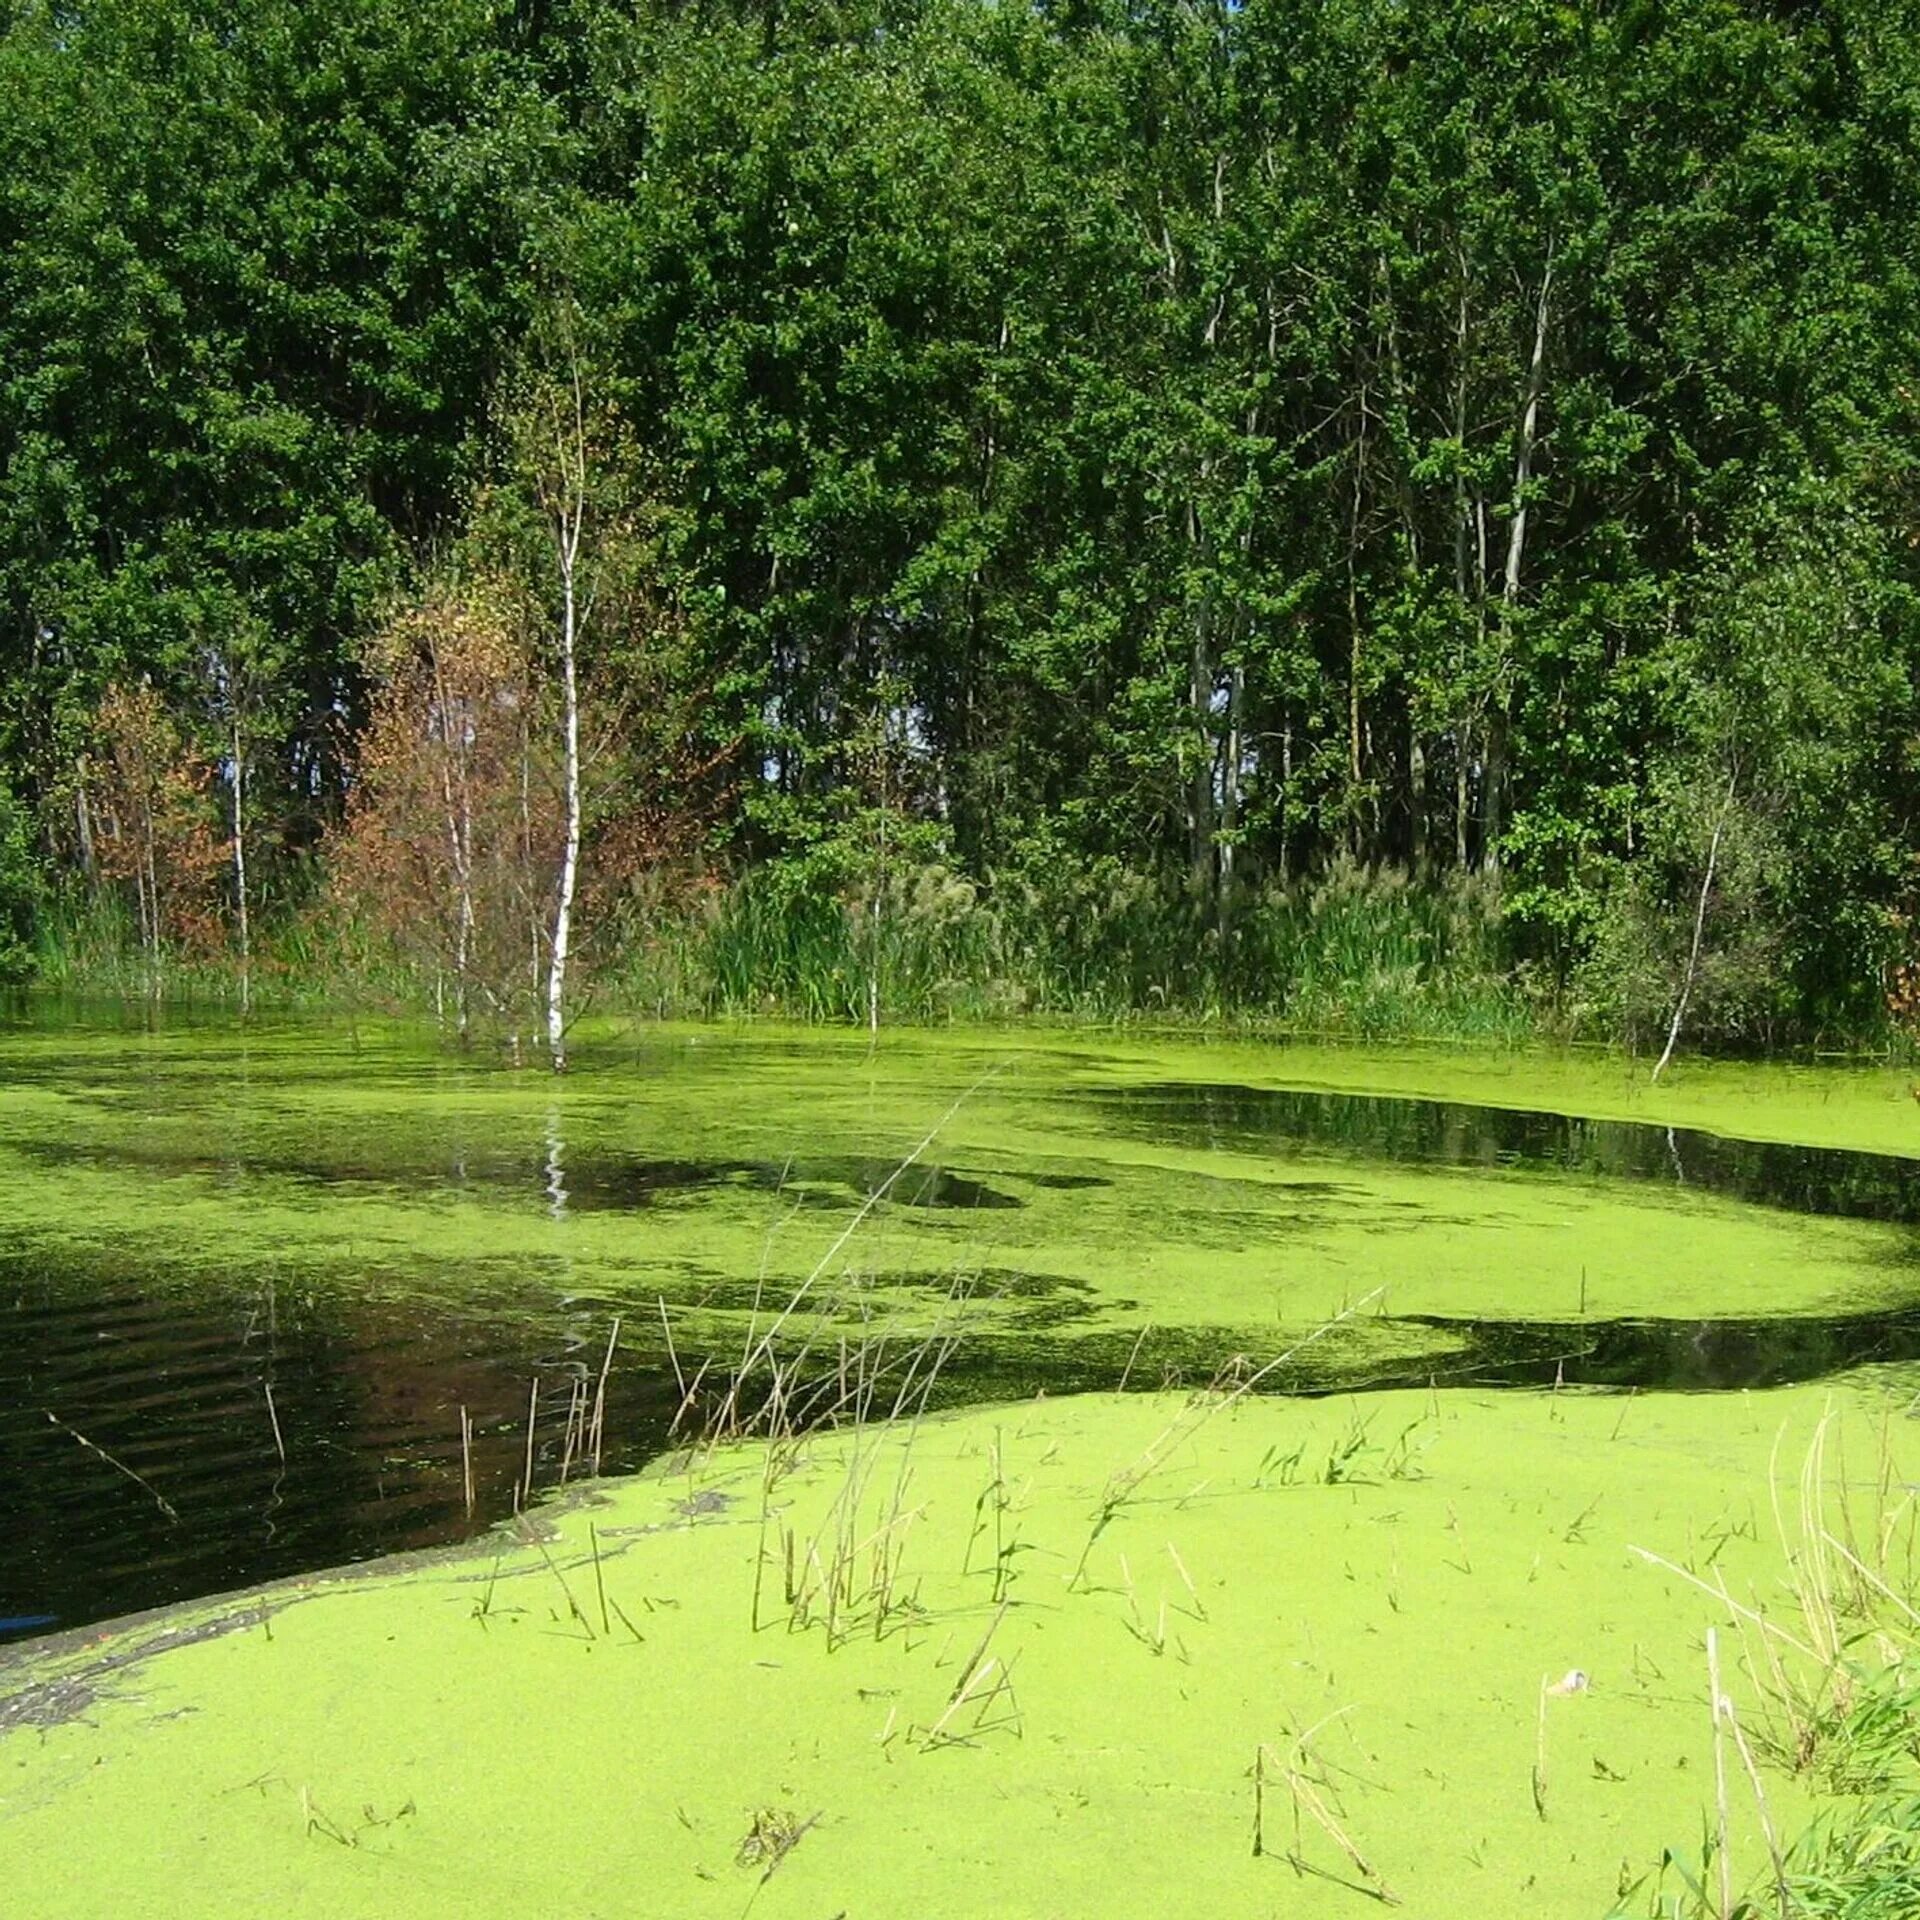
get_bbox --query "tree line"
[3,0,1918,1047]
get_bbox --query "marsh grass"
[51,848,1533,1038]
[620,1079,1023,1652]
[959,1429,1031,1607]
[609,856,1534,1040]
[1069,1290,1386,1590]
[918,1598,1023,1749]
[1251,1714,1400,1905]
[1619,1412,1920,1918]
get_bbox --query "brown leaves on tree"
[330,583,555,1034]
[90,682,225,958]
[328,575,725,1038]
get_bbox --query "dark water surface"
[1094,1080,1920,1225]
[0,1255,684,1643]
[6,1028,1920,1644]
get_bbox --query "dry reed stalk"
[1277,1744,1398,1905]
[1627,1547,1816,1661]
[558,1376,586,1484]
[44,1409,179,1521]
[717,1165,799,1439]
[1819,1527,1920,1630]
[921,1654,1001,1747]
[529,1531,595,1638]
[730,1074,998,1386]
[931,1598,1009,1714]
[1770,1416,1839,1667]
[657,1295,685,1407]
[1532,1678,1549,1819]
[1167,1540,1205,1621]
[1721,1688,1788,1918]
[606,1593,645,1644]
[751,1454,778,1632]
[1117,1320,1152,1395]
[588,1521,610,1637]
[264,1380,286,1463]
[460,1405,474,1517]
[1709,1627,1732,1920]
[1071,1289,1385,1589]
[768,1283,973,1643]
[589,1316,620,1473]
[521,1375,539,1509]
[667,1354,713,1438]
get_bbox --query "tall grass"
[26,886,412,1013]
[1618,1414,1920,1918]
[608,855,1534,1040]
[23,855,1535,1042]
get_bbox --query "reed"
[589,1317,620,1474]
[519,1375,539,1511]
[45,1409,179,1522]
[1071,1289,1385,1591]
[1620,1413,1920,1918]
[1254,1715,1399,1906]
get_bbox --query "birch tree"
[507,333,631,1072]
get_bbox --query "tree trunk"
[1409,730,1427,875]
[1279,715,1294,886]
[548,547,582,1072]
[1454,724,1471,869]
[1186,499,1215,903]
[547,363,588,1075]
[1219,659,1243,942]
[230,717,250,1016]
[74,771,96,878]
[433,648,474,1040]
[1452,248,1474,873]
[1483,246,1554,876]
[1347,392,1369,859]
[138,788,160,969]
[1652,766,1738,1083]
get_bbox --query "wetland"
[6,1010,1920,1916]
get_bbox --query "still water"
[4,1012,1918,1638]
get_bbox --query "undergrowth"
[27,856,1538,1043]
[1614,1415,1920,1919]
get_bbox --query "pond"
[5,1009,1920,1641]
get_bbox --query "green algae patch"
[1027,1031,1920,1163]
[6,1380,1909,1919]
[5,1020,1917,1370]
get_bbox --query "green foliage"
[5,0,1920,1044]
[1613,1658,1920,1920]
[0,775,40,982]
[605,855,1527,1038]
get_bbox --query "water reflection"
[1092,1082,1920,1225]
[9,1063,1920,1644]
[0,1256,677,1644]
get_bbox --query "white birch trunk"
[230,716,250,1015]
[546,364,587,1074]
[1652,767,1738,1083]
[1453,255,1473,871]
[548,582,581,1070]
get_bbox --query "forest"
[3,0,1918,1049]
